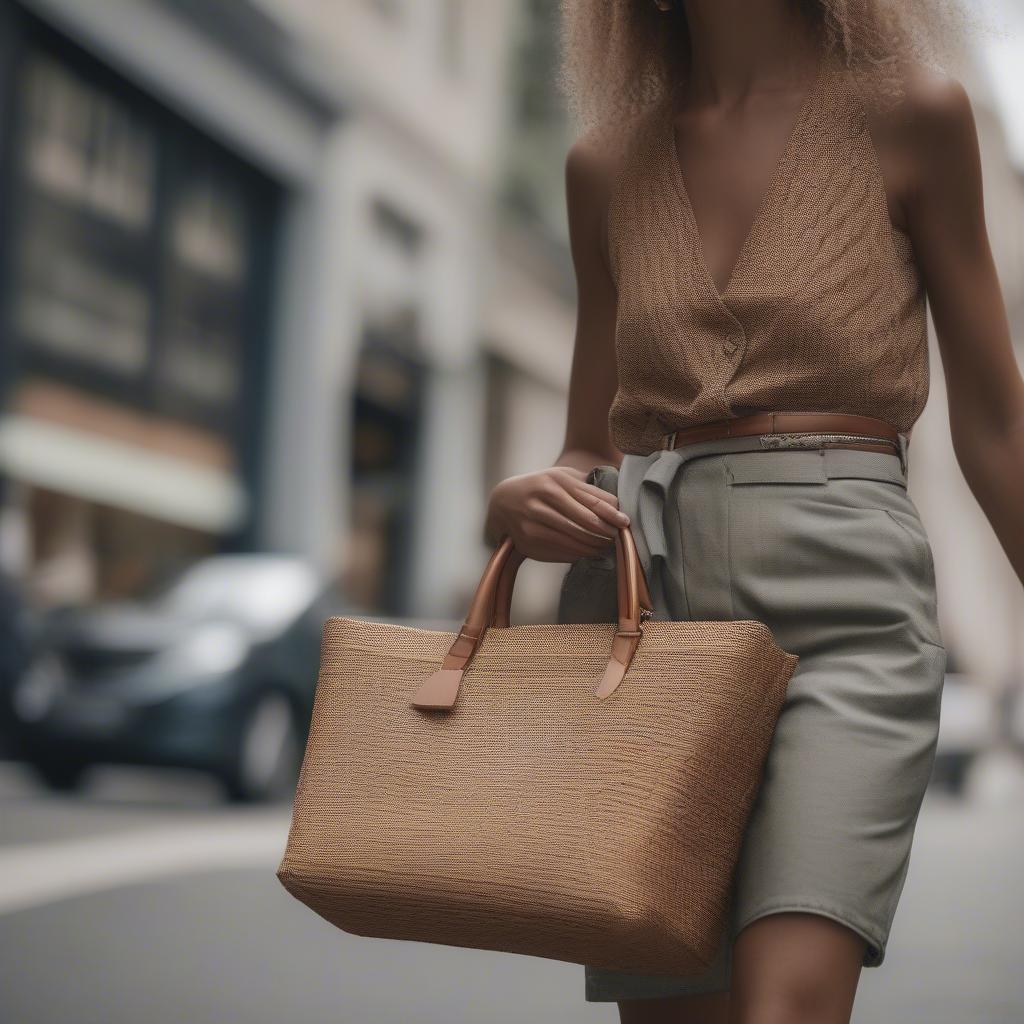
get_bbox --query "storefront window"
[0,11,280,603]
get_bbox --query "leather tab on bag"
[594,630,642,699]
[595,656,628,699]
[410,668,464,709]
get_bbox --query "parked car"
[5,555,357,802]
[931,671,998,796]
[0,570,39,750]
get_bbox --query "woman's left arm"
[902,71,1024,586]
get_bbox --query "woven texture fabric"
[277,614,797,975]
[606,54,928,455]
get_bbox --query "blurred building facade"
[0,1,281,605]
[0,0,577,621]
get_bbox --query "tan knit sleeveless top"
[606,55,928,455]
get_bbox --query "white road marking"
[0,816,290,916]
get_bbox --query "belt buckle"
[758,432,809,450]
[662,430,677,451]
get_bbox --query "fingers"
[498,466,635,563]
[527,488,619,548]
[545,472,630,536]
[516,519,614,561]
[521,503,614,557]
[551,468,626,513]
[573,484,630,530]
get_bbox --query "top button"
[724,333,742,353]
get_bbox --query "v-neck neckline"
[665,52,829,309]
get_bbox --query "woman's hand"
[486,467,631,562]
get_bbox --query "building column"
[405,355,488,620]
[258,121,361,574]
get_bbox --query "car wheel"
[32,758,88,792]
[222,691,302,804]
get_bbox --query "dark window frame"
[0,1,283,544]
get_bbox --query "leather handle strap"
[491,546,527,629]
[595,526,651,698]
[410,527,655,711]
[490,537,654,630]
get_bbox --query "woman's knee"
[729,911,866,1024]
[730,982,841,1024]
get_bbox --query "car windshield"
[156,558,319,636]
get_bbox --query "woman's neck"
[678,0,823,106]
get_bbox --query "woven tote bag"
[277,525,798,975]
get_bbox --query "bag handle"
[490,536,654,631]
[410,527,655,711]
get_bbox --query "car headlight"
[164,623,250,677]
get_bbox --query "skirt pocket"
[725,459,945,652]
[883,507,939,587]
[872,505,943,649]
[814,476,944,651]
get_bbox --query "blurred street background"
[0,0,1022,1021]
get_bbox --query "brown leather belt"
[660,411,906,468]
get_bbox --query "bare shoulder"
[869,62,978,169]
[900,62,975,139]
[565,122,639,272]
[862,62,980,229]
[565,123,633,207]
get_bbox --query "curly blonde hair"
[558,0,990,141]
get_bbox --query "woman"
[484,1,1024,1021]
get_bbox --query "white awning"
[0,414,248,533]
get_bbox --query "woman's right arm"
[483,133,630,561]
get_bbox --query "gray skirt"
[556,434,946,1003]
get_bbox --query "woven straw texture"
[277,614,798,974]
[605,54,929,455]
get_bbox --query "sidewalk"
[0,756,1021,1022]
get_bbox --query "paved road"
[0,758,1022,1024]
